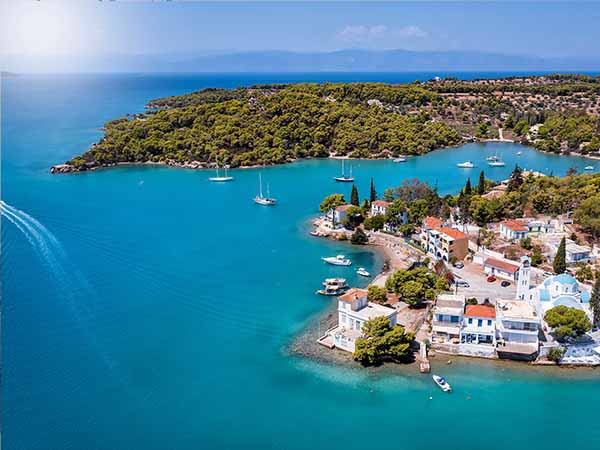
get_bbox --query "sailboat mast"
[259,173,263,198]
[342,159,345,176]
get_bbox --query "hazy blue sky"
[1,1,599,58]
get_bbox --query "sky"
[1,1,599,71]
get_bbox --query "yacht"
[321,255,352,266]
[585,165,594,171]
[254,173,276,205]
[486,155,499,161]
[457,161,475,168]
[316,278,349,296]
[356,267,370,277]
[432,375,452,392]
[393,156,407,163]
[209,159,234,182]
[334,159,354,182]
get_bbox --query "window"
[487,320,492,326]
[450,316,459,323]
[468,318,473,324]
[478,319,483,327]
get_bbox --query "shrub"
[547,347,566,364]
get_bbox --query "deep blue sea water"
[2,73,599,450]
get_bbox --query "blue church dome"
[553,273,578,286]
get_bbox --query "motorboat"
[516,151,522,155]
[356,267,370,277]
[486,155,499,161]
[432,375,452,392]
[254,173,277,205]
[321,255,352,266]
[393,157,407,163]
[316,278,349,296]
[334,159,354,182]
[457,161,475,168]
[585,165,594,171]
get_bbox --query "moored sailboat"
[254,173,277,205]
[209,158,234,182]
[334,159,354,182]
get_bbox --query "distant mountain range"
[3,49,600,73]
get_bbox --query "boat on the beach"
[254,173,276,205]
[316,278,349,296]
[457,161,475,168]
[585,165,594,170]
[356,267,370,277]
[334,159,354,182]
[209,159,234,182]
[322,255,352,266]
[393,157,407,163]
[432,375,452,392]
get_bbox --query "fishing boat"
[432,375,452,392]
[254,173,277,205]
[393,157,407,163]
[457,161,475,168]
[316,278,349,296]
[585,165,594,170]
[321,255,352,266]
[334,159,354,182]
[209,159,234,182]
[356,267,370,277]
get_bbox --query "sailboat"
[488,153,506,167]
[334,159,354,182]
[254,173,277,205]
[209,158,234,182]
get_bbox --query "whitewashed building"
[495,299,541,360]
[431,293,465,343]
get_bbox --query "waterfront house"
[370,200,408,232]
[326,204,353,227]
[460,304,496,344]
[483,257,520,281]
[420,217,469,262]
[320,288,397,353]
[495,299,540,360]
[499,220,528,241]
[431,293,465,343]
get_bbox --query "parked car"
[487,275,497,282]
[453,262,464,269]
[500,280,511,287]
[455,280,470,288]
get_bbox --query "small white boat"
[393,157,407,163]
[486,155,499,161]
[209,161,234,182]
[457,161,475,168]
[516,151,522,155]
[585,165,594,170]
[357,267,370,277]
[322,255,352,266]
[432,375,452,392]
[316,278,349,296]
[488,160,506,167]
[254,173,277,205]
[334,159,354,182]
[310,230,320,237]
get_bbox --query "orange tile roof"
[439,227,467,240]
[465,304,496,319]
[424,216,442,229]
[336,204,353,211]
[338,288,368,303]
[484,257,519,274]
[373,200,390,207]
[501,220,527,232]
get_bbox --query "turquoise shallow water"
[2,74,599,450]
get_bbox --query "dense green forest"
[64,83,463,169]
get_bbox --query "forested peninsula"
[52,74,600,173]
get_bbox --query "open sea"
[2,73,599,450]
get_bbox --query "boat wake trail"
[0,200,124,381]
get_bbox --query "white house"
[459,304,497,357]
[431,293,465,343]
[499,220,529,241]
[326,204,353,227]
[325,288,397,352]
[483,257,520,281]
[495,299,541,360]
[370,200,408,232]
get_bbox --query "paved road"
[451,261,516,302]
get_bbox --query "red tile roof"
[465,304,496,319]
[424,216,442,229]
[439,227,467,240]
[501,220,527,232]
[484,257,519,274]
[336,204,353,211]
[372,200,390,207]
[338,288,368,303]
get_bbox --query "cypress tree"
[508,164,523,192]
[590,276,600,326]
[553,237,567,274]
[464,178,472,196]
[369,178,377,203]
[350,184,359,206]
[478,170,486,194]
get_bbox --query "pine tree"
[590,276,600,326]
[478,170,486,194]
[350,184,359,206]
[553,237,567,274]
[464,178,472,196]
[369,177,377,203]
